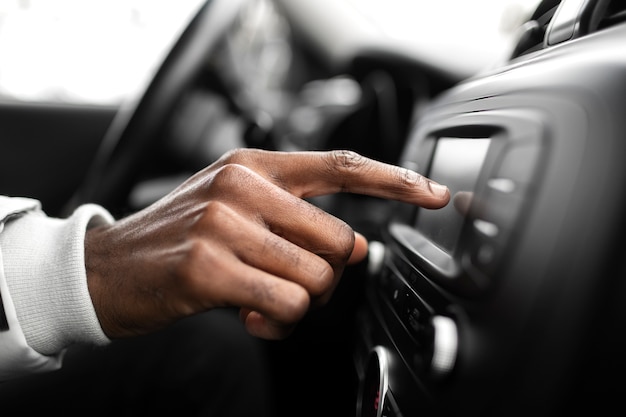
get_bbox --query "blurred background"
[0,0,539,105]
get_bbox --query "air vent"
[512,0,626,59]
[510,0,561,58]
[546,0,622,45]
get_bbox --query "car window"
[0,0,204,105]
[345,0,542,76]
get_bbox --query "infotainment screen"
[415,138,492,253]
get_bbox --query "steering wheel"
[65,0,249,215]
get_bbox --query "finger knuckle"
[212,162,252,185]
[334,221,356,261]
[255,280,308,322]
[173,238,210,289]
[279,286,310,320]
[207,164,262,198]
[327,150,366,172]
[198,200,237,229]
[219,148,266,167]
[399,166,428,188]
[307,262,335,296]
[219,148,250,165]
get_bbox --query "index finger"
[220,149,450,209]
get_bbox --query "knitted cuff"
[1,204,115,355]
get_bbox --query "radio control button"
[368,241,386,276]
[464,231,503,277]
[494,143,541,186]
[430,315,458,378]
[487,177,516,193]
[473,219,499,238]
[474,188,522,233]
[475,243,496,265]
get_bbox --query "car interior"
[1,0,625,416]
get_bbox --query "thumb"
[347,232,368,265]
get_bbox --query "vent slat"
[511,0,625,60]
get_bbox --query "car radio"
[353,5,626,415]
[355,109,547,417]
[389,110,546,297]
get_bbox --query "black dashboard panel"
[354,8,626,417]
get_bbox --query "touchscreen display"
[415,138,491,253]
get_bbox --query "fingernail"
[428,181,449,198]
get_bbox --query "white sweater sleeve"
[0,196,114,381]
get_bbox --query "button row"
[462,141,541,280]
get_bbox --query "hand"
[85,149,449,340]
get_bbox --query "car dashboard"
[351,1,626,416]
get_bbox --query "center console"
[353,8,626,415]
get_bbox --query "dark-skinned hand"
[85,149,449,340]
